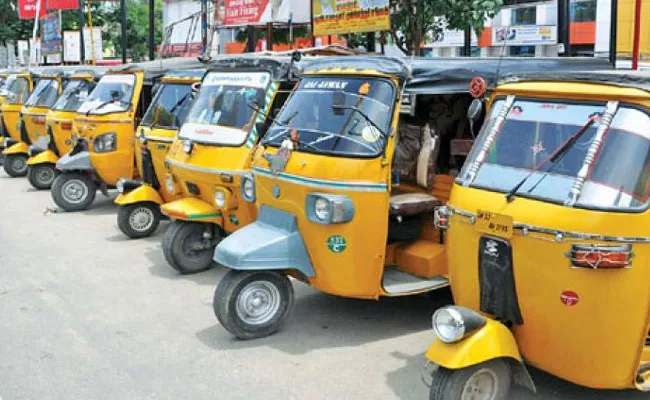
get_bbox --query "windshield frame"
[52,78,93,112]
[459,95,650,213]
[261,74,398,159]
[141,81,195,130]
[3,76,30,105]
[24,77,60,108]
[78,73,137,115]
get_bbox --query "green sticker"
[229,215,240,226]
[327,235,347,253]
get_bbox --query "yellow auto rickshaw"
[51,58,206,212]
[159,55,298,273]
[1,70,37,176]
[114,66,207,238]
[424,70,650,399]
[26,69,106,189]
[0,72,9,105]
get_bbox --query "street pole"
[78,0,85,64]
[148,0,155,60]
[246,26,255,52]
[632,0,642,70]
[120,0,127,63]
[366,32,376,52]
[200,0,207,57]
[557,0,570,56]
[28,0,42,70]
[463,27,471,57]
[310,0,315,46]
[609,0,618,67]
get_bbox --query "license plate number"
[475,210,514,239]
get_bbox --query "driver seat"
[390,123,441,217]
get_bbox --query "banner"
[492,25,557,46]
[222,0,312,27]
[46,0,79,10]
[63,27,103,62]
[41,12,62,55]
[224,0,270,26]
[18,0,47,19]
[312,0,390,36]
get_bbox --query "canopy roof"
[498,69,650,92]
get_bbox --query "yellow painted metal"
[0,73,34,143]
[115,184,164,206]
[425,318,522,369]
[21,74,65,148]
[2,141,29,155]
[160,197,223,224]
[26,149,58,165]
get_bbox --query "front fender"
[27,149,58,165]
[160,198,223,224]
[3,142,29,155]
[115,184,164,206]
[56,151,92,171]
[214,205,315,278]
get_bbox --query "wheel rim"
[61,179,89,204]
[35,166,55,184]
[180,227,213,261]
[236,280,281,325]
[129,206,155,232]
[461,368,499,400]
[12,157,27,174]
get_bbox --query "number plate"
[475,210,514,239]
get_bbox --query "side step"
[382,267,449,296]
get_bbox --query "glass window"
[141,83,194,129]
[263,76,396,158]
[53,79,94,111]
[570,0,596,22]
[509,45,536,57]
[459,98,650,211]
[25,78,60,108]
[3,76,30,105]
[511,6,536,25]
[77,74,136,115]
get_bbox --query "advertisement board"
[63,27,103,62]
[224,0,270,26]
[222,0,309,27]
[428,29,478,47]
[492,25,557,46]
[312,0,390,36]
[18,0,47,19]
[41,12,62,55]
[46,0,79,9]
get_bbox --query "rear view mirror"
[332,91,346,116]
[191,82,201,99]
[467,99,484,138]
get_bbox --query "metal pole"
[266,22,273,51]
[28,0,42,70]
[200,0,207,57]
[148,0,155,60]
[78,0,85,64]
[87,0,96,65]
[366,32,376,52]
[246,25,255,52]
[632,0,642,70]
[463,27,471,57]
[557,0,571,56]
[120,0,127,63]
[310,0,316,46]
[609,0,618,67]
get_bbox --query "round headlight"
[116,178,125,194]
[242,178,254,200]
[432,308,465,343]
[214,190,226,207]
[183,139,193,154]
[314,198,331,221]
[166,176,176,194]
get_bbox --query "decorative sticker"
[229,214,239,226]
[326,235,347,253]
[361,126,380,143]
[560,291,579,306]
[202,72,270,89]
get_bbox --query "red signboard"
[46,0,79,10]
[224,0,269,26]
[18,0,47,19]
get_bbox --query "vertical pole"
[120,0,127,63]
[632,0,642,70]
[310,0,316,46]
[148,0,155,60]
[28,0,42,70]
[58,10,63,65]
[366,32,376,52]
[609,0,618,67]
[557,0,571,56]
[463,27,472,56]
[87,0,96,65]
[246,26,255,52]
[78,0,85,65]
[266,22,273,51]
[380,31,385,55]
[200,0,207,57]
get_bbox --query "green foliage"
[234,25,310,45]
[103,0,163,61]
[0,0,35,45]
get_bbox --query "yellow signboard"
[616,0,650,57]
[312,0,391,36]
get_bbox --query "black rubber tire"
[117,202,161,239]
[387,215,423,243]
[27,163,58,190]
[3,154,29,177]
[429,359,511,400]
[51,172,97,212]
[162,221,217,274]
[214,270,294,340]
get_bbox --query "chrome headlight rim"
[305,193,355,225]
[241,175,255,202]
[182,139,193,154]
[432,306,487,344]
[165,175,177,194]
[214,189,226,208]
[93,132,117,153]
[116,178,126,194]
[314,198,331,221]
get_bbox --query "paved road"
[0,174,648,400]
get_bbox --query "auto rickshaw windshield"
[3,76,30,105]
[263,76,395,158]
[459,97,650,211]
[24,78,60,108]
[141,82,194,129]
[77,74,135,114]
[52,79,92,111]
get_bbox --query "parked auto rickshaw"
[51,58,205,211]
[210,56,612,339]
[159,55,298,273]
[26,69,105,189]
[424,70,650,399]
[1,70,37,176]
[114,66,207,238]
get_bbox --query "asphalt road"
[0,174,648,400]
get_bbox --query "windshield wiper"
[86,100,115,116]
[332,104,388,138]
[505,114,600,203]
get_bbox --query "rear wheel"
[51,172,97,212]
[162,221,219,273]
[214,270,294,340]
[3,154,29,177]
[27,163,58,190]
[117,202,161,239]
[429,359,511,400]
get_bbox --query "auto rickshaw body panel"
[1,73,33,144]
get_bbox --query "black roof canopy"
[498,70,650,92]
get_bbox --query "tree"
[389,0,503,56]
[103,0,162,61]
[0,0,35,45]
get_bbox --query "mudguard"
[115,184,164,206]
[56,151,92,171]
[3,142,29,156]
[27,149,59,165]
[160,197,223,224]
[214,205,315,277]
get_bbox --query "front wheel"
[162,221,219,273]
[430,359,511,400]
[3,154,29,177]
[214,270,294,340]
[51,172,97,211]
[27,163,58,190]
[117,202,161,239]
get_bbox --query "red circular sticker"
[560,291,579,306]
[469,76,487,98]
